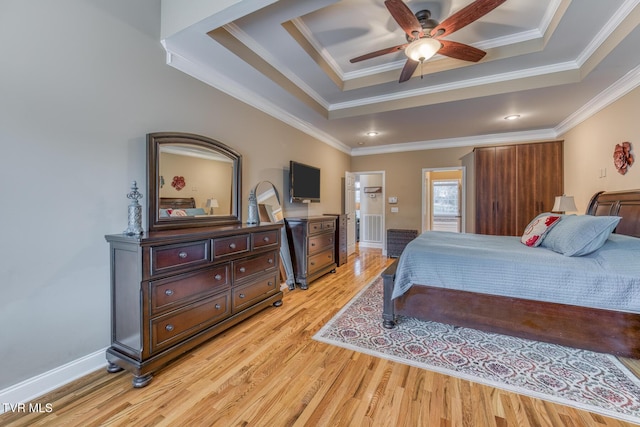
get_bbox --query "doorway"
[345,171,386,255]
[422,167,465,233]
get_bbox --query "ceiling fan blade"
[384,0,423,39]
[399,59,419,82]
[437,39,486,62]
[350,43,408,63]
[430,0,506,39]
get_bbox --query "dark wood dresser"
[285,216,337,289]
[105,223,283,387]
[325,213,347,266]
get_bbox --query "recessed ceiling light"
[504,114,521,121]
[365,131,379,136]
[358,142,365,146]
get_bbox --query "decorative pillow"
[168,209,187,217]
[541,215,621,256]
[520,213,562,247]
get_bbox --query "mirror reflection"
[158,144,233,218]
[253,181,296,290]
[254,180,284,223]
[147,132,242,231]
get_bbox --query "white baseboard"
[358,241,383,249]
[0,348,107,414]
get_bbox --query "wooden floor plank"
[1,247,638,426]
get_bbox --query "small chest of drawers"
[105,223,283,387]
[285,216,337,289]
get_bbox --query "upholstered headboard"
[586,189,640,238]
[159,197,196,209]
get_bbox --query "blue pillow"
[541,215,621,256]
[184,208,206,216]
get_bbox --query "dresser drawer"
[232,274,278,313]
[150,240,210,276]
[234,251,278,282]
[308,232,334,255]
[213,234,250,258]
[308,220,335,235]
[252,229,279,250]
[149,264,230,315]
[150,292,230,354]
[308,248,334,274]
[321,220,335,233]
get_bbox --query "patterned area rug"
[314,277,640,424]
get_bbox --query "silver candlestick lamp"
[124,180,144,236]
[247,189,259,225]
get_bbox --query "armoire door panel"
[474,147,497,235]
[476,141,563,237]
[516,141,563,233]
[494,146,517,236]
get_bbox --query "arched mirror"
[254,181,295,290]
[147,132,242,231]
[255,181,284,223]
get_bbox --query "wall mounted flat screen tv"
[290,161,320,203]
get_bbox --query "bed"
[382,189,640,358]
[158,197,207,217]
[159,197,196,209]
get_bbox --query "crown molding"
[350,129,559,157]
[223,22,330,110]
[555,63,640,135]
[162,41,351,154]
[331,61,578,112]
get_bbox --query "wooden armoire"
[474,140,563,236]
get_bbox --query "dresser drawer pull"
[164,289,174,296]
[268,258,273,264]
[165,324,174,332]
[214,274,223,281]
[311,242,316,247]
[178,251,188,259]
[239,293,246,299]
[268,281,273,286]
[310,261,315,266]
[263,236,270,242]
[239,267,246,273]
[229,243,237,249]
[215,304,221,310]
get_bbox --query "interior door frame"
[421,167,466,233]
[345,170,386,256]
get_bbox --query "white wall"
[0,0,348,393]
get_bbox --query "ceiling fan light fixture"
[405,38,441,62]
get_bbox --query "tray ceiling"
[161,0,640,155]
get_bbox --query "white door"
[345,171,356,255]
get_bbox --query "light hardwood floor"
[2,247,639,426]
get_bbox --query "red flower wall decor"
[171,176,186,191]
[613,142,634,175]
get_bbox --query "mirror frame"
[147,132,242,231]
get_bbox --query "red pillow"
[521,214,561,247]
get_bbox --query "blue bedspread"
[393,231,640,313]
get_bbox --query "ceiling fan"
[350,0,507,82]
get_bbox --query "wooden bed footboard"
[382,263,640,359]
[381,260,398,329]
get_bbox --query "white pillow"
[520,213,562,247]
